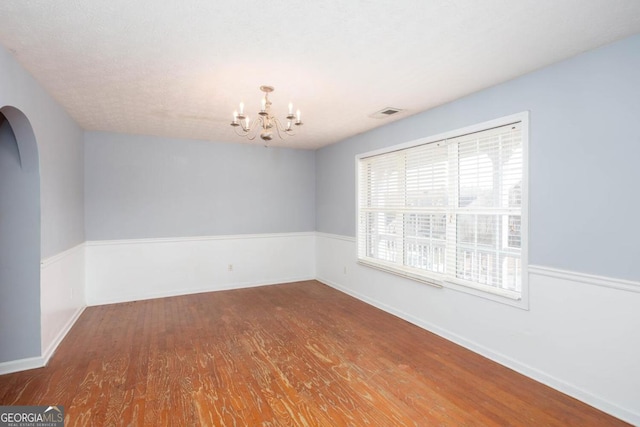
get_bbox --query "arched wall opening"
[0,106,41,362]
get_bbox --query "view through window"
[357,115,527,302]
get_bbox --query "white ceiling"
[1,1,639,149]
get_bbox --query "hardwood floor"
[0,281,628,426]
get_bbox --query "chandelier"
[230,85,303,143]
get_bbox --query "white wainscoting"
[40,243,86,366]
[315,232,640,425]
[85,232,316,306]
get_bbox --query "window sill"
[357,258,529,310]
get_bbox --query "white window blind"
[358,120,525,300]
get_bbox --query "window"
[357,113,527,305]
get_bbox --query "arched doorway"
[0,106,41,363]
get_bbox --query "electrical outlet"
[343,266,347,274]
[228,264,233,271]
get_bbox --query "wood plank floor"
[0,280,628,426]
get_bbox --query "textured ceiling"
[1,1,639,149]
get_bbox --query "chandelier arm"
[234,122,261,140]
[247,117,264,140]
[233,126,249,137]
[272,120,285,140]
[274,118,295,137]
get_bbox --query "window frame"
[355,112,529,309]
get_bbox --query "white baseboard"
[41,305,85,364]
[0,356,45,375]
[3,307,87,376]
[89,276,315,306]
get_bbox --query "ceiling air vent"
[369,107,404,119]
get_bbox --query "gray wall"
[85,132,316,240]
[0,46,84,362]
[316,34,640,282]
[0,117,40,362]
[0,46,85,259]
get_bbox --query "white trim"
[41,306,85,364]
[354,112,530,309]
[85,231,315,247]
[88,276,315,306]
[357,259,443,288]
[0,356,45,375]
[354,111,530,310]
[529,265,640,294]
[442,279,523,307]
[40,242,84,268]
[316,232,356,243]
[520,111,530,309]
[316,275,640,425]
[355,112,530,160]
